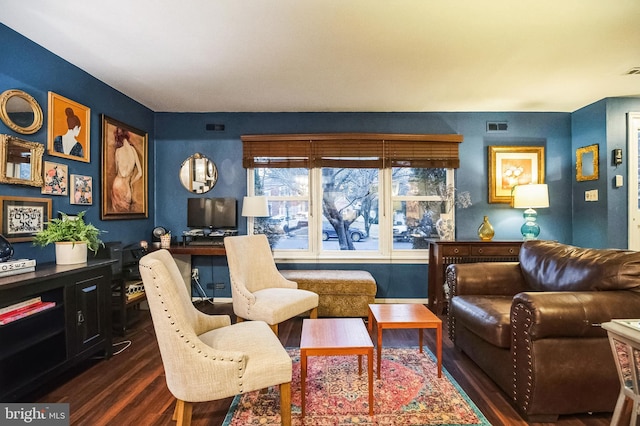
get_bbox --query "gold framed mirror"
[576,143,599,182]
[0,90,44,135]
[0,134,44,187]
[179,153,218,193]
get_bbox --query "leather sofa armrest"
[512,291,640,339]
[447,262,527,297]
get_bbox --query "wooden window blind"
[241,133,463,169]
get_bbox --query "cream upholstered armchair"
[139,249,292,426]
[224,234,319,335]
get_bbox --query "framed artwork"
[100,115,148,220]
[41,161,68,196]
[70,174,93,205]
[0,196,52,242]
[488,146,545,203]
[576,144,599,181]
[47,92,90,163]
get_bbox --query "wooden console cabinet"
[428,240,523,315]
[0,259,113,401]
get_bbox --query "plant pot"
[55,242,88,265]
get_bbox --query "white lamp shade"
[512,184,549,208]
[241,196,269,217]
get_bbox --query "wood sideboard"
[428,240,523,315]
[0,259,114,401]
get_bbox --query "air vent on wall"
[486,121,508,133]
[206,123,225,131]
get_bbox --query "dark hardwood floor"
[28,302,613,425]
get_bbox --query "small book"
[0,259,36,272]
[0,301,56,325]
[0,296,42,316]
[0,266,35,278]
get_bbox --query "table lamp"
[512,184,549,240]
[242,196,269,235]
[241,196,269,217]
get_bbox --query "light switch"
[615,175,624,187]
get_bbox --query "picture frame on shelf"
[47,92,91,163]
[576,144,599,182]
[0,196,52,242]
[100,115,148,220]
[70,174,93,205]
[41,161,68,196]
[488,145,545,204]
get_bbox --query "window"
[243,133,462,260]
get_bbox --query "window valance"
[241,133,463,169]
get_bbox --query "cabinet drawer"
[471,245,520,256]
[441,246,470,256]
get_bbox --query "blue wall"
[5,22,639,300]
[154,111,573,298]
[0,24,156,264]
[571,97,640,248]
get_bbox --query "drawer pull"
[477,248,483,254]
[453,248,460,254]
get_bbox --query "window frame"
[242,133,462,263]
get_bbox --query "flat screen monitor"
[212,197,237,229]
[187,198,214,229]
[187,197,237,230]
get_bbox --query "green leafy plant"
[33,211,104,253]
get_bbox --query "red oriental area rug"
[223,347,490,425]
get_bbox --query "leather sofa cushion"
[450,295,513,348]
[519,240,640,292]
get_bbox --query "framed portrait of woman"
[100,115,148,220]
[47,92,90,163]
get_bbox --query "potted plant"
[33,211,104,265]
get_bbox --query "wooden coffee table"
[367,303,442,379]
[300,318,374,417]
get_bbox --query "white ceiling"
[2,0,640,113]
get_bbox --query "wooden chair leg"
[280,382,291,426]
[309,307,318,319]
[270,323,279,336]
[173,399,193,426]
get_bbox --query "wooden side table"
[602,320,640,425]
[368,303,442,379]
[428,240,522,315]
[300,318,374,417]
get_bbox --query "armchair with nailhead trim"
[139,249,292,426]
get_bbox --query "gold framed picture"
[0,196,52,242]
[488,146,545,204]
[101,115,148,220]
[47,92,90,163]
[576,144,599,181]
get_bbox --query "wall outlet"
[585,189,598,202]
[191,268,199,280]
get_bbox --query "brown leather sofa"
[447,240,640,422]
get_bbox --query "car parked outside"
[266,215,299,232]
[322,222,367,242]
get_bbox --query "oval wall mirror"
[0,90,44,135]
[179,153,218,193]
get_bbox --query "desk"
[428,240,522,315]
[162,245,227,295]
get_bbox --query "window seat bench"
[279,270,377,317]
